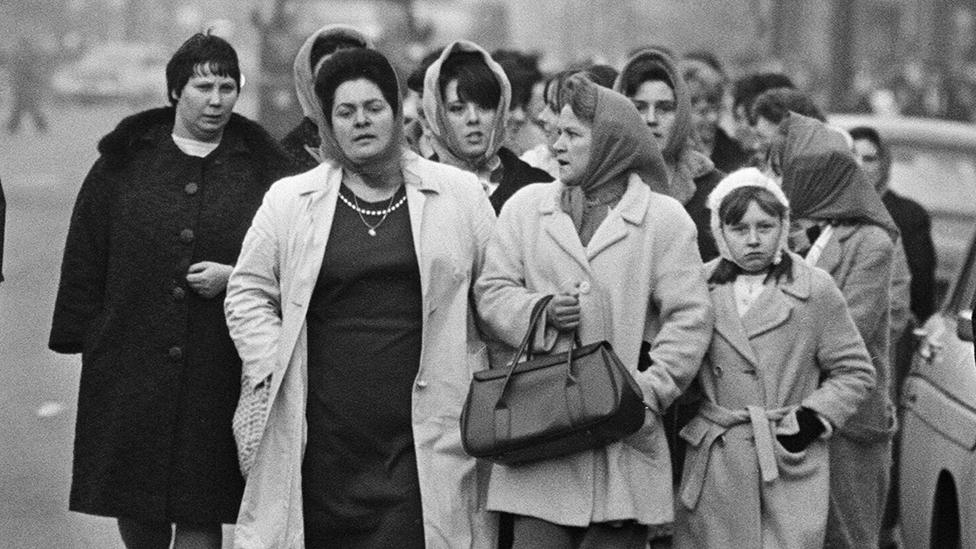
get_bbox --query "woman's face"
[721,201,784,273]
[551,104,593,185]
[630,79,676,151]
[331,78,395,163]
[444,79,498,158]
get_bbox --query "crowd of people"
[47,25,938,549]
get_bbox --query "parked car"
[50,42,168,106]
[830,114,976,305]
[898,231,976,549]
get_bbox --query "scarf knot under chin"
[560,175,629,246]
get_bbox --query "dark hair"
[543,66,615,114]
[556,73,598,124]
[309,34,366,73]
[752,88,826,125]
[619,59,673,97]
[710,185,793,284]
[584,64,619,89]
[848,126,883,151]
[437,50,501,110]
[406,47,443,94]
[314,48,400,125]
[731,72,794,117]
[166,32,240,106]
[492,49,542,111]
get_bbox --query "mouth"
[464,131,485,143]
[353,134,377,143]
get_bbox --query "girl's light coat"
[224,152,497,548]
[674,256,875,549]
[474,176,714,527]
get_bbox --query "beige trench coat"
[224,152,497,548]
[474,176,714,527]
[673,255,875,549]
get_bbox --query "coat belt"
[679,400,791,510]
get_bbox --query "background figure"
[678,54,725,160]
[6,37,49,134]
[403,48,443,159]
[492,49,547,156]
[280,24,371,171]
[727,72,794,169]
[422,40,551,213]
[226,48,497,548]
[675,170,875,549]
[750,88,826,152]
[475,73,713,549]
[48,33,294,549]
[771,113,898,549]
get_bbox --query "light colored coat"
[674,255,875,549]
[224,152,497,549]
[474,176,714,527]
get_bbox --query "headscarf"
[557,74,670,240]
[314,48,404,181]
[774,113,898,239]
[293,25,373,133]
[422,40,511,173]
[614,47,711,204]
[707,167,791,267]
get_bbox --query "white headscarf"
[707,167,791,267]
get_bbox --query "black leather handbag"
[461,295,647,464]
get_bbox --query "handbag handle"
[495,295,554,407]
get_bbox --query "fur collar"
[97,107,289,167]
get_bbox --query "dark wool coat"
[882,190,936,321]
[684,168,724,262]
[490,147,553,214]
[279,116,320,173]
[49,107,295,523]
[710,127,751,174]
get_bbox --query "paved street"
[0,100,237,548]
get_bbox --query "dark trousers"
[510,515,647,549]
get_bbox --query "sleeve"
[837,230,895,355]
[473,195,554,351]
[801,274,877,429]
[889,238,913,336]
[638,208,715,413]
[905,208,937,321]
[224,187,284,384]
[48,160,112,354]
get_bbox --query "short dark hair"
[166,32,240,106]
[752,88,825,125]
[583,64,618,89]
[731,72,794,117]
[406,48,443,94]
[309,35,366,73]
[314,48,400,125]
[492,49,542,111]
[710,185,793,285]
[848,126,883,150]
[619,60,672,97]
[437,51,501,110]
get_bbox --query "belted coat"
[674,255,875,549]
[224,152,497,548]
[474,176,714,527]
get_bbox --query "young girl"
[674,168,875,549]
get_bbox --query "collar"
[538,172,650,225]
[295,150,441,196]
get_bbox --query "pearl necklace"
[338,187,407,236]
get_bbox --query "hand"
[546,291,580,332]
[186,261,233,299]
[776,407,826,453]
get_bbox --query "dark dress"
[303,184,425,548]
[490,147,554,213]
[710,127,751,174]
[48,108,294,523]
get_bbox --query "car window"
[888,146,976,215]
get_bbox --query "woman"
[615,47,724,261]
[475,73,713,548]
[422,40,552,213]
[225,48,496,548]
[769,113,899,549]
[48,33,294,549]
[280,24,371,171]
[674,168,875,548]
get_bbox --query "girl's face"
[551,104,593,186]
[331,78,395,163]
[721,201,784,273]
[444,79,498,158]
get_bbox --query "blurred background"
[2,1,976,548]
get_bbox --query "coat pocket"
[232,374,272,477]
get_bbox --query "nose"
[747,228,761,246]
[552,131,568,153]
[643,108,658,127]
[208,88,222,106]
[465,104,481,124]
[354,108,369,126]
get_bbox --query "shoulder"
[224,113,295,170]
[841,223,895,255]
[498,147,554,184]
[264,162,335,203]
[407,154,484,199]
[96,107,174,164]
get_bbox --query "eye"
[448,103,466,114]
[334,107,353,119]
[656,101,677,113]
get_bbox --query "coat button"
[578,281,591,294]
[416,379,428,388]
[184,182,199,195]
[168,346,183,360]
[172,287,186,301]
[179,229,195,243]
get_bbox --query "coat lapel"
[740,287,793,339]
[712,284,761,368]
[538,187,592,275]
[585,175,650,261]
[402,155,441,316]
[813,225,843,275]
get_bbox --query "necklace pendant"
[368,228,377,237]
